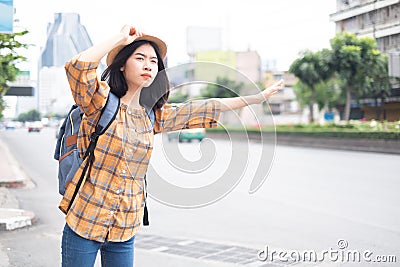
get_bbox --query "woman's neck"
[121,87,142,108]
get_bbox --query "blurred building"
[3,71,36,119]
[169,25,287,126]
[192,50,264,126]
[330,0,400,53]
[3,6,37,118]
[167,47,264,126]
[263,71,305,125]
[266,72,298,115]
[330,0,400,121]
[38,13,94,115]
[194,50,261,90]
[5,12,92,118]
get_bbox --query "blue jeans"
[61,224,135,267]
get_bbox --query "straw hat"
[106,35,167,66]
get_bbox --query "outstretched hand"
[258,79,284,103]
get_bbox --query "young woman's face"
[122,43,159,89]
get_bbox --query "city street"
[0,127,399,266]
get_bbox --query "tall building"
[41,13,93,67]
[330,0,400,121]
[39,13,93,115]
[330,0,400,80]
[330,0,400,53]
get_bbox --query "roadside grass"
[207,120,400,140]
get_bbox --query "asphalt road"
[0,127,399,266]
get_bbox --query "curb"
[0,208,36,231]
[0,138,35,189]
[0,137,36,232]
[0,179,26,189]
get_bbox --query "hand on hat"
[119,25,145,46]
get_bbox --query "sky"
[12,0,337,78]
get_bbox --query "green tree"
[17,109,41,122]
[330,31,389,121]
[168,89,189,103]
[315,79,342,113]
[0,30,30,117]
[292,81,311,110]
[200,76,243,98]
[289,49,333,122]
[365,54,391,120]
[0,98,6,120]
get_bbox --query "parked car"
[5,121,17,130]
[27,121,43,132]
[167,128,206,142]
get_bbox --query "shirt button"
[127,110,132,115]
[121,170,126,174]
[116,189,121,195]
[110,210,114,215]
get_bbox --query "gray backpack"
[54,92,119,203]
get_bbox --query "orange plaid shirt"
[59,58,222,242]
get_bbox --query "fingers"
[268,88,278,97]
[271,79,284,91]
[118,25,146,46]
[274,79,284,87]
[121,25,145,38]
[267,79,284,91]
[121,25,131,35]
[129,26,136,36]
[132,26,144,37]
[260,79,284,100]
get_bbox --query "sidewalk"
[0,137,36,231]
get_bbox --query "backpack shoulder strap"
[144,105,155,128]
[67,92,119,212]
[84,92,119,160]
[95,92,120,135]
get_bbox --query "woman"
[59,25,284,267]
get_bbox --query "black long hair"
[101,40,170,110]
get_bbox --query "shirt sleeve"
[153,99,222,134]
[65,58,110,117]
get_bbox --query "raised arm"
[212,79,284,112]
[153,79,284,134]
[65,25,145,116]
[76,25,144,62]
